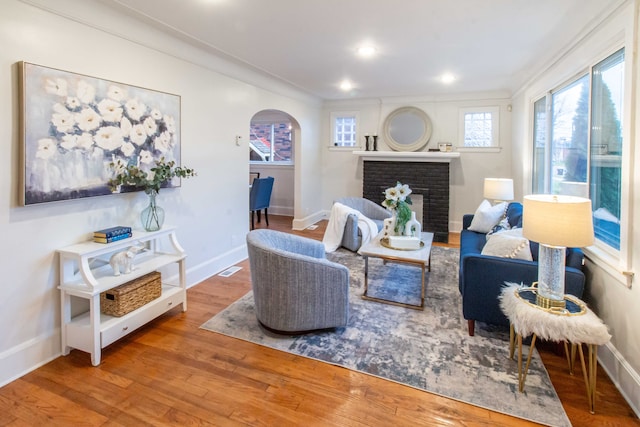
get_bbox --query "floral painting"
[20,62,181,205]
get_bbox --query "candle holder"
[372,135,378,151]
[364,135,370,151]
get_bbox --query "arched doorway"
[249,109,299,221]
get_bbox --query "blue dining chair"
[249,176,274,229]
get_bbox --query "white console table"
[57,227,187,366]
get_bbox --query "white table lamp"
[484,178,514,203]
[523,194,594,309]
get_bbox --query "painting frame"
[19,62,182,205]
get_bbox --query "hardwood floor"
[0,215,637,426]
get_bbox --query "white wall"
[0,0,322,385]
[511,1,640,414]
[321,95,513,230]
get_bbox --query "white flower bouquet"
[382,182,413,233]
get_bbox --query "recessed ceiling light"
[356,45,377,58]
[340,80,353,91]
[441,73,456,84]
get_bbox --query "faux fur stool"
[499,283,611,414]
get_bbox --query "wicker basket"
[101,271,161,317]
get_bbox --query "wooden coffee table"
[359,232,434,310]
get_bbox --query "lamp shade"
[523,194,594,247]
[483,178,514,201]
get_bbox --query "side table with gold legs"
[500,284,611,414]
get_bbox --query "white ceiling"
[99,0,622,100]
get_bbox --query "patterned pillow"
[481,228,533,260]
[486,217,511,240]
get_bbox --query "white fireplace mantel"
[353,151,460,163]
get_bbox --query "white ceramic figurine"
[109,244,145,276]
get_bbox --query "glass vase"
[141,191,165,231]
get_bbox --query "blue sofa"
[459,202,586,335]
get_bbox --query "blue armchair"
[246,229,350,333]
[459,202,585,336]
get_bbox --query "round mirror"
[382,106,433,152]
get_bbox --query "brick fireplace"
[363,160,450,243]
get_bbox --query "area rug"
[201,246,570,427]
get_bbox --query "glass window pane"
[551,75,589,195]
[590,48,624,249]
[463,111,494,147]
[333,115,356,146]
[532,96,547,193]
[250,121,292,162]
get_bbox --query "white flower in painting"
[45,78,67,96]
[130,124,147,145]
[76,80,96,104]
[138,149,153,165]
[60,134,77,150]
[107,85,127,101]
[143,116,157,136]
[51,111,75,133]
[76,107,102,132]
[76,133,93,150]
[150,109,162,120]
[94,126,124,151]
[164,115,176,134]
[124,99,147,121]
[120,117,132,135]
[120,142,136,157]
[36,138,56,159]
[65,97,81,110]
[97,99,123,123]
[153,131,171,153]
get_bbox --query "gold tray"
[514,286,587,316]
[380,237,424,251]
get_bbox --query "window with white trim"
[331,112,358,147]
[459,107,499,147]
[532,48,625,251]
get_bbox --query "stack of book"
[93,226,132,244]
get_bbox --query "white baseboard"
[292,210,328,230]
[0,331,60,388]
[185,244,248,288]
[599,342,640,417]
[267,204,294,217]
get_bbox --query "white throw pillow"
[481,228,533,261]
[468,200,507,233]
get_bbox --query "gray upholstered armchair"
[335,197,391,252]
[246,229,350,333]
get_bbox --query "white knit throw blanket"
[499,283,611,345]
[323,202,379,253]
